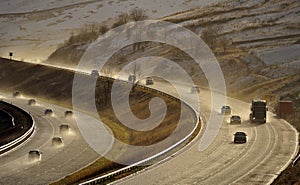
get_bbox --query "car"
[230,115,241,124]
[146,77,153,85]
[191,85,200,93]
[64,110,73,118]
[60,124,70,134]
[28,150,42,161]
[44,109,53,116]
[234,132,247,143]
[28,99,36,105]
[221,105,231,115]
[12,91,21,98]
[52,136,63,147]
[91,70,99,77]
[128,74,136,83]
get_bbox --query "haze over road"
[115,81,299,185]
[0,93,114,185]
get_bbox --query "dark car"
[52,136,63,147]
[12,91,21,98]
[28,150,42,161]
[28,99,36,105]
[234,132,247,143]
[44,109,53,116]
[64,110,73,118]
[230,115,241,124]
[221,105,231,115]
[146,77,154,85]
[91,70,99,77]
[60,124,70,134]
[128,74,136,83]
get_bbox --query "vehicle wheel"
[249,113,253,122]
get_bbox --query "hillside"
[45,2,300,183]
[0,0,223,61]
[46,0,300,102]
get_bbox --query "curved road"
[115,80,299,185]
[0,93,114,185]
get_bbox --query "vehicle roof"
[53,136,62,139]
[235,132,246,135]
[222,105,231,108]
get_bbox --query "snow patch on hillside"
[258,44,300,65]
[0,0,224,61]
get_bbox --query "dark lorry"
[249,100,268,123]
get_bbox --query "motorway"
[0,77,298,185]
[115,81,299,185]
[0,93,114,185]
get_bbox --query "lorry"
[249,100,267,123]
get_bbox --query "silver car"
[221,105,231,115]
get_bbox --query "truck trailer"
[249,100,268,123]
[277,100,293,117]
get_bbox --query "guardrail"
[0,109,15,128]
[292,154,300,167]
[80,78,199,185]
[0,101,35,155]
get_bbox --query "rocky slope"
[46,0,300,102]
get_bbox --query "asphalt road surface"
[0,93,114,185]
[115,80,298,185]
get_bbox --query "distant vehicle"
[230,115,241,124]
[221,105,231,115]
[64,110,73,118]
[44,109,53,116]
[12,91,21,98]
[28,99,36,105]
[91,70,99,77]
[60,124,70,134]
[249,100,267,123]
[146,77,154,85]
[234,132,247,143]
[191,85,200,93]
[52,136,63,147]
[128,74,136,83]
[28,150,42,161]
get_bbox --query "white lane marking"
[229,121,278,184]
